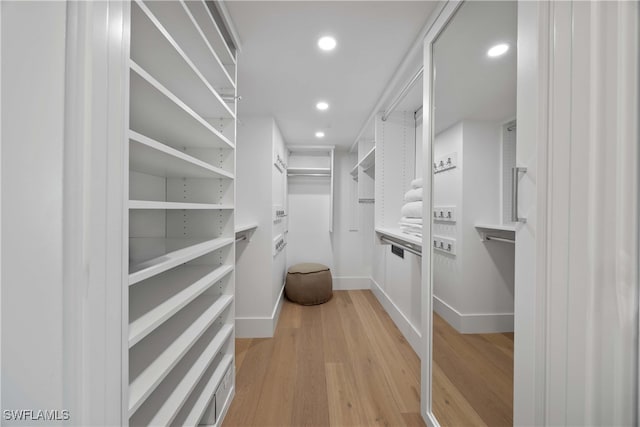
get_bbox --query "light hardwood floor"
[432,313,514,427]
[224,290,424,427]
[223,290,514,427]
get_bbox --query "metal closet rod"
[381,66,424,122]
[485,235,515,244]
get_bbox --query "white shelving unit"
[287,166,331,176]
[287,146,335,232]
[351,140,375,202]
[126,1,237,425]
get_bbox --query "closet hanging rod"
[235,235,247,243]
[287,173,330,177]
[380,236,422,257]
[485,235,515,244]
[381,66,424,122]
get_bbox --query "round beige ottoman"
[285,263,333,305]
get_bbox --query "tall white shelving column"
[125,1,237,426]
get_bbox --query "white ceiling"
[433,1,517,134]
[226,1,439,149]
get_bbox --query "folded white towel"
[399,222,422,230]
[404,187,423,202]
[410,178,423,189]
[399,216,422,225]
[401,201,422,218]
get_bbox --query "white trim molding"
[332,276,371,290]
[235,284,285,338]
[371,278,422,358]
[432,296,513,334]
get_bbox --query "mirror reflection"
[431,2,517,425]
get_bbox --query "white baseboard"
[370,278,422,358]
[433,295,514,334]
[235,285,285,338]
[332,276,371,290]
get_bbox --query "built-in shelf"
[287,167,331,176]
[131,0,233,121]
[129,264,234,347]
[475,223,517,232]
[235,224,258,234]
[143,0,235,91]
[130,324,233,426]
[358,146,376,171]
[129,131,234,180]
[376,227,422,247]
[129,201,234,210]
[350,165,359,181]
[128,295,233,416]
[475,223,516,243]
[179,354,233,427]
[129,61,234,152]
[129,237,234,285]
[183,0,236,69]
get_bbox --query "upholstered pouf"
[285,263,333,305]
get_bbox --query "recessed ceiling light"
[318,36,337,51]
[487,43,509,58]
[315,131,325,138]
[316,101,329,111]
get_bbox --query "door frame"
[421,1,639,426]
[419,1,549,425]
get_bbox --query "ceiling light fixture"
[316,101,329,111]
[315,131,325,138]
[487,43,509,58]
[318,36,337,51]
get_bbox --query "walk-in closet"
[2,1,638,426]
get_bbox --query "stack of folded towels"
[399,178,423,237]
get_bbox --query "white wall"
[2,2,67,419]
[271,123,287,307]
[432,120,514,333]
[375,111,416,228]
[432,123,463,311]
[235,116,289,336]
[287,170,333,267]
[235,117,273,320]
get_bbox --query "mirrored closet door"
[428,1,517,425]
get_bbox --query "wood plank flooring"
[432,313,514,426]
[223,291,514,427]
[223,290,424,427]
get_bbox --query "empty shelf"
[143,0,235,90]
[287,167,331,176]
[129,201,234,210]
[350,165,359,180]
[130,131,234,180]
[130,324,233,426]
[131,0,233,121]
[183,0,236,68]
[130,61,234,152]
[475,223,517,232]
[358,146,376,171]
[129,264,234,347]
[128,295,233,415]
[376,227,422,247]
[179,354,233,427]
[235,223,258,234]
[129,237,234,285]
